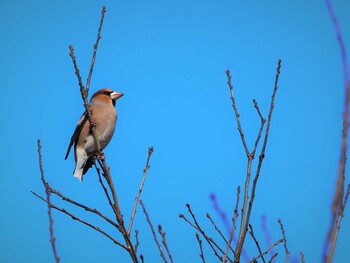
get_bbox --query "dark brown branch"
[85,6,106,94]
[96,164,114,210]
[300,251,305,263]
[247,239,283,263]
[180,204,233,262]
[158,225,174,263]
[248,224,266,263]
[223,186,240,262]
[206,213,235,256]
[49,187,118,229]
[278,218,290,263]
[37,140,60,263]
[134,230,140,255]
[196,233,206,263]
[268,253,278,263]
[32,191,127,250]
[251,99,266,157]
[226,69,250,157]
[140,200,168,263]
[128,147,154,234]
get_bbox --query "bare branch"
[140,200,168,263]
[247,239,283,263]
[49,187,118,229]
[251,99,266,157]
[300,251,305,263]
[32,191,127,250]
[268,253,278,263]
[128,147,154,234]
[86,6,106,94]
[180,204,233,262]
[226,69,250,157]
[134,230,140,255]
[196,233,206,263]
[158,224,174,263]
[248,224,266,263]
[278,218,290,263]
[223,186,240,262]
[36,140,60,263]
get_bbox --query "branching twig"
[49,187,118,229]
[247,239,283,263]
[223,186,240,262]
[278,218,290,263]
[196,233,206,263]
[248,224,266,263]
[31,191,127,249]
[128,147,154,234]
[37,140,60,263]
[140,200,168,263]
[235,60,282,262]
[158,225,174,263]
[135,230,140,254]
[180,204,233,262]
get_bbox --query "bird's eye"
[103,91,110,95]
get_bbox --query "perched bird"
[65,88,124,181]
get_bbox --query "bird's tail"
[73,167,84,181]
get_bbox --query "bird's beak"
[111,91,124,100]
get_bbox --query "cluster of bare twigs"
[179,60,296,263]
[32,6,159,263]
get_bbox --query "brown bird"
[65,88,124,180]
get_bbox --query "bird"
[65,88,124,181]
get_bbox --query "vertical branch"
[223,186,240,262]
[86,6,106,94]
[140,200,168,263]
[324,0,350,262]
[278,218,290,263]
[196,233,206,263]
[37,140,60,263]
[248,224,266,263]
[128,147,154,234]
[158,225,174,263]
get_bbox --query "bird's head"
[90,88,124,107]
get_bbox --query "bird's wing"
[65,110,89,160]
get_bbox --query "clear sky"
[0,0,349,262]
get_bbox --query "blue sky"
[0,0,349,262]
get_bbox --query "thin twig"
[37,140,60,263]
[226,69,250,157]
[135,230,140,254]
[247,239,283,263]
[128,147,154,234]
[85,6,106,94]
[268,253,278,263]
[196,233,206,263]
[140,200,168,263]
[300,251,305,263]
[206,213,235,256]
[96,163,114,210]
[278,218,290,263]
[180,204,233,262]
[251,99,266,157]
[223,186,240,262]
[49,187,118,229]
[248,224,266,263]
[158,225,174,263]
[31,191,127,250]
